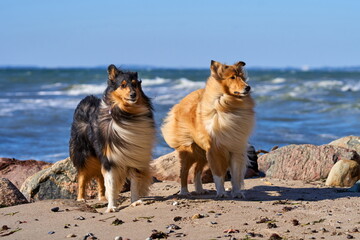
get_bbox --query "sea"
[1,67,359,163]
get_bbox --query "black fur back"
[69,95,101,169]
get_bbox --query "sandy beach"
[1,178,360,240]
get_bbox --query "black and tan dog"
[69,65,155,212]
[162,60,255,198]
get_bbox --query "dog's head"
[210,60,251,97]
[107,64,145,105]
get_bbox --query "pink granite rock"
[258,144,360,181]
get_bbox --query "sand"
[1,178,360,240]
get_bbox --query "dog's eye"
[230,76,236,80]
[121,83,127,88]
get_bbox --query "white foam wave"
[41,82,65,89]
[66,84,106,96]
[37,91,64,96]
[341,81,360,92]
[271,77,286,84]
[253,85,283,95]
[173,78,205,90]
[141,77,171,86]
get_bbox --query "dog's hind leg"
[177,145,196,196]
[192,145,207,194]
[229,151,248,198]
[77,169,88,201]
[102,167,125,213]
[96,174,106,201]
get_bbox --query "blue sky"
[1,0,359,68]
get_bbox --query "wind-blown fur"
[69,64,155,212]
[161,60,255,198]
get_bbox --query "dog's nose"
[245,85,251,92]
[130,92,137,99]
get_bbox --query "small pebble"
[48,231,55,235]
[76,216,85,220]
[210,221,217,225]
[347,235,354,239]
[269,233,282,240]
[1,225,10,231]
[66,234,77,238]
[173,216,182,222]
[223,229,239,233]
[267,222,277,229]
[292,219,300,226]
[114,237,122,240]
[167,224,181,230]
[174,233,186,237]
[51,207,60,212]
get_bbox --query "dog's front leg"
[102,167,124,213]
[207,146,229,198]
[229,151,248,198]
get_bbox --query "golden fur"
[161,60,255,198]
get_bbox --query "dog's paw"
[105,206,117,213]
[98,196,107,202]
[215,191,228,198]
[193,189,209,195]
[76,198,86,202]
[179,188,191,196]
[130,199,143,207]
[231,190,245,199]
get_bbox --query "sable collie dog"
[69,65,155,212]
[161,60,255,198]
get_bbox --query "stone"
[20,158,77,201]
[20,158,97,201]
[328,136,360,154]
[20,157,130,201]
[258,144,360,181]
[325,159,360,187]
[0,178,28,207]
[0,158,52,189]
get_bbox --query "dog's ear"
[235,61,246,68]
[107,64,122,81]
[210,60,222,80]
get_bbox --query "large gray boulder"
[258,144,360,181]
[0,178,28,207]
[20,158,98,201]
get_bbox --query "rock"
[20,157,130,201]
[152,146,259,183]
[325,159,360,187]
[20,158,96,201]
[328,136,360,154]
[258,144,360,181]
[0,158,52,189]
[0,178,28,207]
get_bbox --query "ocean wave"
[66,84,106,96]
[271,77,286,84]
[141,77,171,86]
[41,82,65,89]
[341,81,360,92]
[173,78,205,90]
